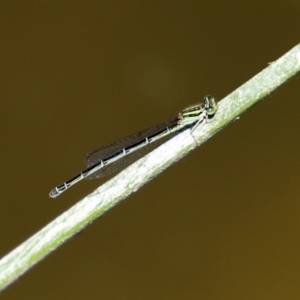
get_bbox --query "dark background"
[1,1,300,299]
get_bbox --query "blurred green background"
[1,1,300,299]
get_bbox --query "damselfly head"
[203,95,217,116]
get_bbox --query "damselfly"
[49,95,217,198]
